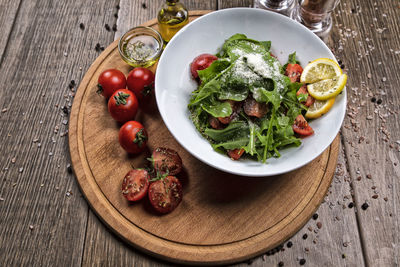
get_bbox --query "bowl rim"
[155,8,347,177]
[118,26,164,65]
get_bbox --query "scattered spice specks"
[18,167,24,173]
[278,261,284,267]
[67,163,72,174]
[11,157,16,164]
[62,106,69,115]
[112,24,117,31]
[316,222,322,229]
[1,108,7,113]
[299,259,306,265]
[287,241,293,248]
[29,225,34,230]
[114,13,118,18]
[302,234,308,240]
[366,174,372,179]
[348,202,354,208]
[66,190,73,197]
[0,197,4,201]
[361,202,369,210]
[116,4,120,9]
[372,194,379,199]
[69,80,76,89]
[79,23,85,30]
[342,254,346,259]
[142,3,147,9]
[312,213,318,220]
[377,99,382,105]
[105,24,111,31]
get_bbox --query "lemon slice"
[300,58,342,83]
[307,74,347,100]
[305,98,335,119]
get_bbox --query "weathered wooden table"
[0,0,399,266]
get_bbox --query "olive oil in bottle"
[157,0,188,42]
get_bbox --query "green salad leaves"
[188,34,305,163]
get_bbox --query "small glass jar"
[157,0,189,43]
[118,26,164,68]
[291,0,340,41]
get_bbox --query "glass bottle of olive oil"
[157,0,188,43]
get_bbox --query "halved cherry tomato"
[108,89,139,123]
[292,114,314,136]
[152,147,182,175]
[126,68,155,102]
[190,54,218,80]
[148,176,183,214]
[119,121,148,154]
[97,69,127,99]
[121,169,149,201]
[227,148,245,160]
[297,85,315,107]
[285,63,303,83]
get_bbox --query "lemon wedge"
[300,58,342,83]
[305,98,336,119]
[307,74,347,100]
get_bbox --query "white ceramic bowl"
[155,8,346,177]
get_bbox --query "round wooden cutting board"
[69,11,339,265]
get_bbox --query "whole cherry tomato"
[97,69,127,99]
[108,89,139,123]
[119,121,148,154]
[126,68,155,102]
[190,54,218,80]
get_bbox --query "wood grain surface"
[0,0,399,266]
[69,11,340,264]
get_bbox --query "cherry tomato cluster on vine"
[97,67,155,154]
[121,147,184,214]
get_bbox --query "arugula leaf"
[244,120,257,156]
[297,93,308,102]
[251,87,281,110]
[200,96,232,118]
[260,41,271,51]
[205,121,249,142]
[197,59,231,84]
[288,52,299,64]
[190,79,221,105]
